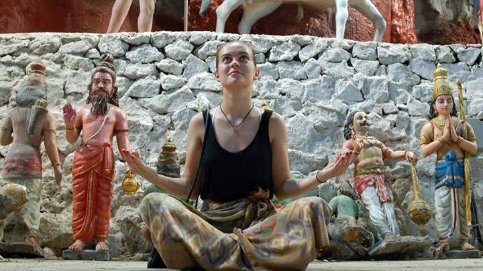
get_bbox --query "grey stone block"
[61,249,111,261]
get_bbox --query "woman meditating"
[122,40,352,270]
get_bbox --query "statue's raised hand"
[448,117,458,143]
[63,102,76,128]
[442,118,451,142]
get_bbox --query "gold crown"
[433,63,453,98]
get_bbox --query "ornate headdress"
[433,63,453,98]
[25,60,47,87]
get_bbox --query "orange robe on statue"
[71,144,114,242]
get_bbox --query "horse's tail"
[296,2,304,22]
[200,0,212,16]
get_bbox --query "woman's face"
[215,42,259,89]
[433,94,453,117]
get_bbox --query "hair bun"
[98,53,115,71]
[28,60,46,75]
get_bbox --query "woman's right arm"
[123,112,204,198]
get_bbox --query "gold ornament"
[433,63,453,98]
[121,170,140,194]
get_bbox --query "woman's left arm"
[270,113,351,200]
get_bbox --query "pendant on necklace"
[232,119,243,127]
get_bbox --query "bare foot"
[68,240,86,252]
[435,238,450,253]
[95,241,109,252]
[461,242,475,251]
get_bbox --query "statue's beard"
[90,92,109,116]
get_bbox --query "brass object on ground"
[408,163,432,225]
[158,138,179,165]
[121,171,140,194]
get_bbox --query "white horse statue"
[199,0,387,42]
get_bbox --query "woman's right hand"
[321,150,352,180]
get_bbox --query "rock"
[0,242,44,258]
[98,36,128,57]
[320,48,351,63]
[299,39,330,62]
[165,40,194,61]
[268,41,301,62]
[183,54,209,79]
[125,44,164,64]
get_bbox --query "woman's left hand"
[121,149,145,176]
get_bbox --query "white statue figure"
[199,0,387,42]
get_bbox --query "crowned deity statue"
[419,64,478,254]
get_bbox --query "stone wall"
[0,32,482,257]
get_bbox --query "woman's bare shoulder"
[268,111,285,126]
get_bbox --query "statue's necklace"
[357,135,374,147]
[219,104,254,129]
[431,116,450,132]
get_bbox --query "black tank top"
[199,110,273,202]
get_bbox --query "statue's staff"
[456,80,472,225]
[184,0,189,31]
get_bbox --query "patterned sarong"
[435,151,464,189]
[71,143,114,242]
[140,193,330,270]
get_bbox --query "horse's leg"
[238,1,282,34]
[351,0,387,42]
[216,0,245,32]
[335,0,349,39]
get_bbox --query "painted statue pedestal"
[443,249,481,259]
[369,235,432,259]
[61,249,110,261]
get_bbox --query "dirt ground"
[0,258,482,271]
